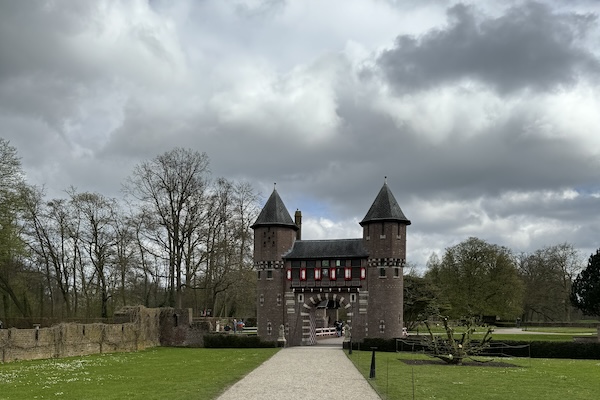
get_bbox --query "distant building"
[252,180,410,345]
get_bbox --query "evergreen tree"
[570,249,600,317]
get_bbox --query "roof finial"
[274,182,277,190]
[384,176,387,184]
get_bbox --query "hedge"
[203,333,277,348]
[349,337,600,360]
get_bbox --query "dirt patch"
[399,358,518,368]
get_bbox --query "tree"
[70,190,117,318]
[403,269,447,330]
[518,243,582,322]
[124,148,210,308]
[21,187,76,318]
[0,138,31,318]
[422,316,494,365]
[571,249,600,317]
[194,178,259,317]
[426,237,524,320]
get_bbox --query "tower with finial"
[359,176,411,339]
[251,184,298,340]
[252,178,410,345]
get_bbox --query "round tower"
[359,180,411,339]
[251,188,298,341]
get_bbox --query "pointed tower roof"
[251,188,299,230]
[360,181,411,226]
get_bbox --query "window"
[314,268,322,280]
[394,267,400,278]
[306,261,315,280]
[360,267,366,280]
[351,259,362,279]
[286,268,292,280]
[257,270,261,280]
[329,267,337,280]
[344,267,352,280]
[259,294,264,306]
[379,267,386,278]
[322,260,329,268]
[291,260,300,280]
[277,294,282,306]
[300,268,306,281]
[267,270,273,280]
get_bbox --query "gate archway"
[300,292,353,345]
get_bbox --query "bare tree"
[124,148,210,308]
[518,243,583,322]
[70,190,117,318]
[0,138,30,318]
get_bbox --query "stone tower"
[251,188,298,340]
[359,181,411,339]
[252,181,410,345]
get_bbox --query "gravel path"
[216,341,381,400]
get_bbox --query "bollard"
[349,339,352,355]
[369,347,377,379]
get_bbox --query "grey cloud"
[376,2,600,94]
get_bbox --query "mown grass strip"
[0,347,279,400]
[348,350,600,400]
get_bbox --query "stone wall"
[0,306,161,363]
[158,308,214,348]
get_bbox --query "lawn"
[410,325,597,342]
[349,350,600,400]
[0,347,279,400]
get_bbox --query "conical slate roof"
[360,182,411,226]
[251,188,298,230]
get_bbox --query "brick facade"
[253,182,410,346]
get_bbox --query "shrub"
[203,334,276,348]
[352,338,600,360]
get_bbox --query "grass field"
[410,326,598,342]
[0,347,279,400]
[349,350,600,400]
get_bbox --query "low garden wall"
[0,306,161,363]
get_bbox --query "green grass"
[348,350,600,400]
[480,333,577,342]
[520,326,598,334]
[0,347,279,400]
[410,326,597,342]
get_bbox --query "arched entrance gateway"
[252,180,410,346]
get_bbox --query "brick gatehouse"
[252,180,410,346]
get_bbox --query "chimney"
[294,209,302,240]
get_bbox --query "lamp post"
[369,347,377,379]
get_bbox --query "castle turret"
[359,180,410,339]
[251,188,298,341]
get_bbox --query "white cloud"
[2,0,600,272]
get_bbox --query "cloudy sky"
[2,0,600,270]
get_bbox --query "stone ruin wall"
[0,306,162,363]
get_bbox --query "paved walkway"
[216,338,381,400]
